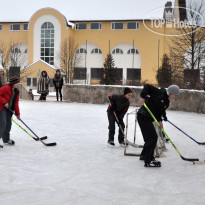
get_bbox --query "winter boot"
[139,155,145,160]
[4,139,15,145]
[107,141,115,147]
[144,160,161,167]
[119,142,129,147]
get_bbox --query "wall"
[63,84,205,113]
[18,84,33,100]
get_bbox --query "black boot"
[144,160,161,167]
[4,139,15,145]
[107,141,115,147]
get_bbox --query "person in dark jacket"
[37,71,50,101]
[107,87,132,147]
[53,69,63,101]
[137,84,180,167]
[0,76,20,148]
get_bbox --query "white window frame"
[127,48,139,54]
[26,77,37,88]
[40,22,55,65]
[126,22,140,30]
[75,23,87,30]
[112,48,123,54]
[111,22,124,30]
[10,24,20,31]
[76,48,87,54]
[91,48,102,54]
[90,22,102,30]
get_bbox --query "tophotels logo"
[143,6,204,37]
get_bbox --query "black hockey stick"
[8,108,56,146]
[12,118,47,141]
[144,103,205,164]
[167,120,205,145]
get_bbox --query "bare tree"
[58,37,81,84]
[0,40,28,83]
[169,0,205,89]
[10,44,27,68]
[0,39,15,81]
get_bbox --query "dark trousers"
[39,93,47,101]
[0,108,12,143]
[137,114,158,163]
[107,111,125,143]
[56,87,62,101]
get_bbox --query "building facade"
[1,0,203,90]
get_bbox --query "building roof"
[24,59,58,71]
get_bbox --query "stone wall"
[63,84,205,113]
[18,84,33,100]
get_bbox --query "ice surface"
[0,100,205,205]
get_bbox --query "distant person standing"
[37,71,50,101]
[53,69,63,101]
[0,67,6,88]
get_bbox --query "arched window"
[112,48,123,54]
[76,48,87,54]
[40,22,54,65]
[91,48,102,54]
[127,49,139,54]
[11,48,21,53]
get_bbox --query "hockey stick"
[144,103,204,164]
[108,97,143,149]
[8,108,56,146]
[12,118,47,141]
[167,120,205,145]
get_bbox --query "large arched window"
[40,22,54,65]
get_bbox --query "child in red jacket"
[0,76,20,148]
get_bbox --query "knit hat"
[167,85,180,96]
[9,76,19,85]
[124,87,132,95]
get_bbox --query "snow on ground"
[0,100,205,205]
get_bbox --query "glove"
[163,116,168,121]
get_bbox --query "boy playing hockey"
[137,84,180,167]
[107,87,132,147]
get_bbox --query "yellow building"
[0,0,201,90]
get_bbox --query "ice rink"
[0,100,205,205]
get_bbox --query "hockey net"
[124,108,166,157]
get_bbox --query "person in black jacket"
[107,87,132,147]
[53,70,63,101]
[137,84,180,167]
